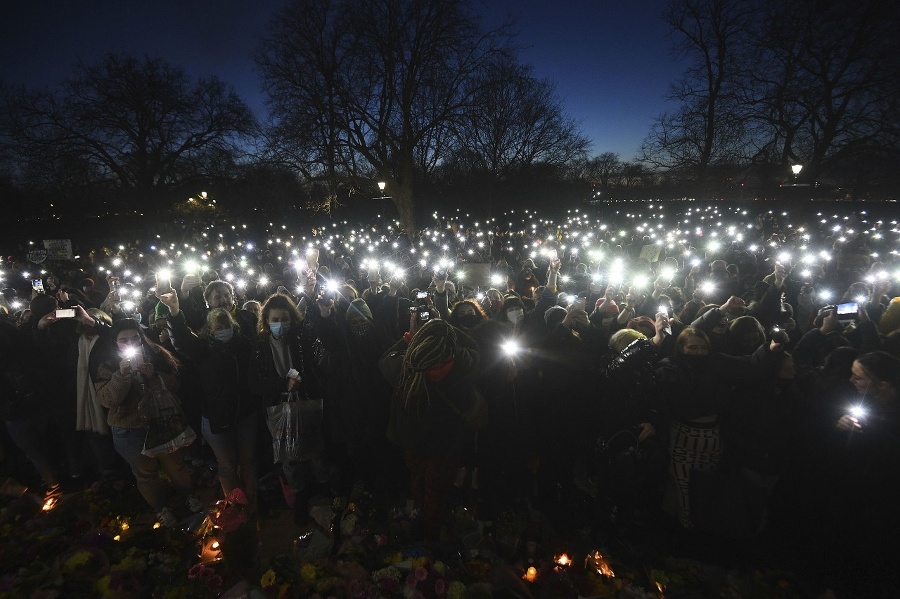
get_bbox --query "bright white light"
[501,340,520,356]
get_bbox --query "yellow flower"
[410,556,428,570]
[277,583,290,599]
[300,563,318,583]
[260,569,277,588]
[433,561,446,576]
[63,550,92,572]
[447,581,467,599]
[386,551,403,563]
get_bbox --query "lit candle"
[524,566,537,583]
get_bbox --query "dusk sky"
[1,0,685,160]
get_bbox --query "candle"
[524,566,537,583]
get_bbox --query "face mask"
[269,322,290,338]
[507,308,524,325]
[213,328,234,343]
[458,314,480,329]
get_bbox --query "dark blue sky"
[1,0,683,159]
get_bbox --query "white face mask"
[507,308,524,325]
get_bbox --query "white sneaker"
[156,507,177,528]
[186,494,202,513]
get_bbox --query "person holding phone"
[307,285,396,502]
[91,319,199,527]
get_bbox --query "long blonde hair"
[396,320,458,410]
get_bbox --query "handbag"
[266,392,324,463]
[141,379,197,457]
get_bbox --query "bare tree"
[259,0,511,231]
[452,56,589,179]
[641,0,755,191]
[750,0,900,180]
[2,54,256,211]
[582,152,622,190]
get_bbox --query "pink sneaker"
[280,477,296,509]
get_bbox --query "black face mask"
[458,314,480,329]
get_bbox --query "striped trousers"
[667,421,722,528]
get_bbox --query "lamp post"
[791,164,803,181]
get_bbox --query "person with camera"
[305,268,396,500]
[91,319,199,527]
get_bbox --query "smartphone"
[32,279,44,293]
[836,302,858,315]
[55,308,75,318]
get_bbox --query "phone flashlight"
[849,405,867,420]
[501,340,520,356]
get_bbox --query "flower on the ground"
[62,550,92,572]
[260,568,277,588]
[301,563,319,583]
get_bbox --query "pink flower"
[415,566,428,582]
[374,534,387,546]
[406,573,417,588]
[434,578,446,595]
[214,506,248,533]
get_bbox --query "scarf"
[77,335,109,434]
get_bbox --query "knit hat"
[347,298,374,322]
[544,305,567,330]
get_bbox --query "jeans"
[5,419,57,486]
[201,413,258,505]
[111,426,193,511]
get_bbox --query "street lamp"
[374,181,390,200]
[791,164,803,178]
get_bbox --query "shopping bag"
[141,381,197,457]
[266,394,324,463]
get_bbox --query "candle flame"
[555,553,571,568]
[153,522,161,529]
[42,497,58,512]
[524,566,537,583]
[585,550,615,577]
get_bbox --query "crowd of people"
[1,203,899,596]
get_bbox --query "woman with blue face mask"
[249,293,326,527]
[157,288,259,512]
